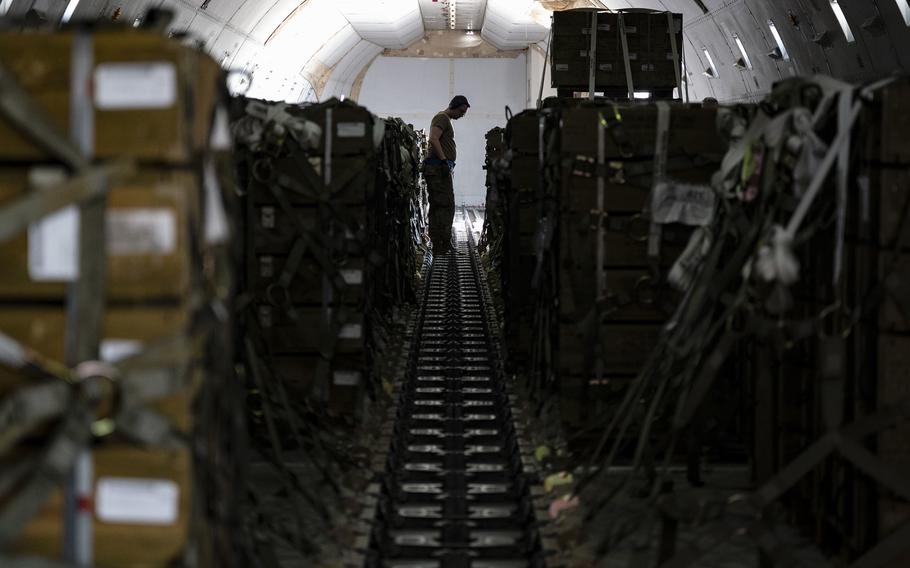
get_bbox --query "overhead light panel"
[897,0,910,26]
[0,0,12,16]
[702,48,718,78]
[62,0,81,23]
[633,91,652,100]
[829,0,856,42]
[733,34,753,69]
[767,20,791,60]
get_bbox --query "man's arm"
[428,126,446,160]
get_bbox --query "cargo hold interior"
[1,1,909,567]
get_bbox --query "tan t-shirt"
[431,111,456,162]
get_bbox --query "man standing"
[424,95,470,256]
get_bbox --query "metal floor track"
[367,228,543,568]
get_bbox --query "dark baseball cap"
[449,95,471,109]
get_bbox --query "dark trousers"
[423,164,455,253]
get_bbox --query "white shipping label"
[339,323,363,340]
[28,206,80,281]
[95,477,179,525]
[100,339,143,363]
[651,182,716,227]
[107,209,177,256]
[341,269,363,285]
[333,371,362,386]
[337,122,367,138]
[27,168,79,282]
[94,62,177,110]
[28,208,177,281]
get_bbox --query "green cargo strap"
[0,381,72,456]
[265,236,310,313]
[269,183,356,310]
[646,101,672,272]
[0,61,86,170]
[0,402,94,548]
[0,326,209,543]
[0,327,203,441]
[264,181,348,292]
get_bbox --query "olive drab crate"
[233,98,380,415]
[233,98,425,417]
[496,110,551,375]
[232,98,425,564]
[561,77,910,566]
[0,28,236,567]
[551,8,683,98]
[478,127,505,264]
[500,100,731,434]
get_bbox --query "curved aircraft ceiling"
[4,0,910,104]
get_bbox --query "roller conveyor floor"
[367,212,543,568]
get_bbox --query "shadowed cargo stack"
[551,8,683,99]
[495,109,555,376]
[543,102,730,432]
[0,29,237,567]
[230,97,429,564]
[489,99,735,438]
[232,98,426,418]
[233,97,380,415]
[522,76,910,567]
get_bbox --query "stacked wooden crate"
[234,99,426,418]
[235,98,381,416]
[539,102,727,430]
[744,79,910,560]
[861,80,910,560]
[480,127,505,260]
[0,30,231,566]
[372,117,425,318]
[551,9,683,98]
[498,110,549,374]
[542,79,910,564]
